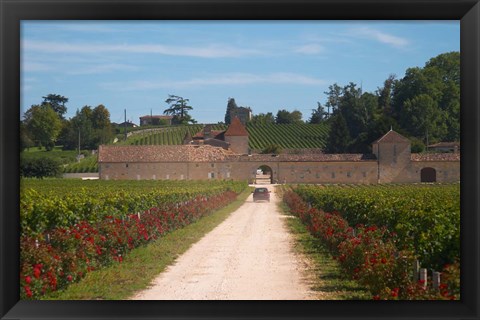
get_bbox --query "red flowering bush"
[283,190,459,300]
[20,190,238,299]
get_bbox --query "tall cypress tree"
[225,98,238,125]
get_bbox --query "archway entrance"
[421,167,437,182]
[255,165,273,184]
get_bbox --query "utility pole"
[124,109,127,141]
[78,128,81,162]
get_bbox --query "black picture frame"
[1,0,479,319]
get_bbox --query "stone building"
[98,121,460,184]
[139,115,173,126]
[230,107,252,125]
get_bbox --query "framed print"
[1,0,479,319]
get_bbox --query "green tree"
[309,102,328,124]
[261,144,282,154]
[91,104,114,145]
[164,95,195,124]
[20,122,35,151]
[275,109,303,124]
[391,51,459,142]
[324,83,342,116]
[251,112,275,125]
[225,98,238,125]
[23,104,62,151]
[403,94,446,145]
[20,157,62,178]
[324,112,350,153]
[42,94,69,119]
[376,74,396,116]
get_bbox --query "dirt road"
[131,185,316,300]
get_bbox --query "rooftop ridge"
[224,117,249,136]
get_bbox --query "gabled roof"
[372,130,410,144]
[224,117,249,136]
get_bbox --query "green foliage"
[64,154,98,173]
[20,157,62,178]
[410,137,425,153]
[42,94,68,119]
[61,105,114,150]
[23,104,63,150]
[164,94,195,124]
[261,144,282,154]
[324,112,350,153]
[20,179,248,236]
[295,183,460,270]
[225,97,238,125]
[250,112,275,125]
[308,102,328,124]
[392,51,460,143]
[275,109,303,124]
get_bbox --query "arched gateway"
[255,165,273,184]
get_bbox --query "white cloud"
[101,72,327,90]
[21,61,51,72]
[67,63,138,75]
[22,40,263,58]
[351,27,410,48]
[294,43,325,55]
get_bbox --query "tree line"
[21,94,115,152]
[323,51,459,153]
[224,51,460,153]
[20,94,200,152]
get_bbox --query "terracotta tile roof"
[411,153,460,161]
[193,130,225,140]
[372,130,410,144]
[428,142,460,148]
[98,145,234,163]
[224,117,249,136]
[231,153,377,162]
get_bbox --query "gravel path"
[131,185,316,300]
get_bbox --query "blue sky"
[21,21,459,124]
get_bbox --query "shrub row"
[20,190,238,299]
[21,179,247,236]
[283,190,460,300]
[294,184,460,269]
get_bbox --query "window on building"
[362,172,367,178]
[331,172,335,178]
[125,163,129,168]
[208,172,215,179]
[347,172,351,177]
[211,163,215,168]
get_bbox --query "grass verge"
[46,187,253,300]
[278,200,369,300]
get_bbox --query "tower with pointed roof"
[372,129,412,183]
[224,117,249,154]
